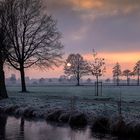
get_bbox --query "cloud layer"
[45,0,140,54]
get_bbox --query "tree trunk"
[76,73,80,86]
[77,78,80,86]
[76,59,80,86]
[127,75,129,86]
[117,76,119,86]
[138,70,140,86]
[20,67,27,92]
[96,76,99,96]
[0,60,8,99]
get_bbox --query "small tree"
[112,63,121,86]
[88,50,105,96]
[58,75,68,83]
[3,0,63,92]
[122,69,131,86]
[134,60,140,86]
[87,78,92,84]
[64,54,89,86]
[105,78,111,83]
[39,78,45,85]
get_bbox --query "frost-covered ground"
[0,85,140,126]
[6,85,140,101]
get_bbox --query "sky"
[6,0,140,79]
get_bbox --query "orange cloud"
[73,0,103,9]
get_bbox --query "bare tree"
[3,0,63,92]
[64,54,89,86]
[0,1,9,99]
[112,63,121,86]
[122,69,131,86]
[134,60,140,86]
[88,50,105,96]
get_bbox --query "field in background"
[7,85,140,101]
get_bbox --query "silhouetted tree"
[88,50,105,96]
[122,69,131,86]
[112,63,121,86]
[105,78,111,83]
[64,54,89,86]
[39,78,45,85]
[134,60,140,86]
[3,0,63,92]
[58,75,68,83]
[87,78,92,84]
[0,1,9,99]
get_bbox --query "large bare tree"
[3,0,63,92]
[0,2,9,99]
[64,54,89,86]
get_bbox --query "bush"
[111,119,126,136]
[91,117,110,133]
[23,107,36,118]
[133,124,140,138]
[69,113,87,128]
[46,110,63,122]
[4,105,19,114]
[59,112,70,123]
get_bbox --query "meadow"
[0,85,139,135]
[6,85,140,101]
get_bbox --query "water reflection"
[20,117,25,139]
[0,115,7,140]
[0,115,114,140]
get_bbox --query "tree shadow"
[0,115,7,139]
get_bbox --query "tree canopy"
[1,0,63,92]
[112,62,121,85]
[64,54,89,86]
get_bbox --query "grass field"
[6,85,140,101]
[0,85,140,124]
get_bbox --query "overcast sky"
[6,0,140,79]
[45,0,140,53]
